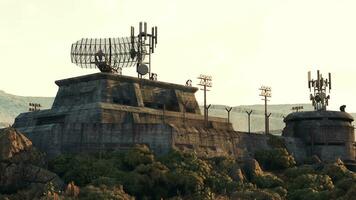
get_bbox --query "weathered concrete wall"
[14,73,355,163]
[283,111,355,161]
[16,123,174,157]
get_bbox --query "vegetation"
[1,145,356,200]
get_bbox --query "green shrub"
[252,174,284,189]
[284,166,315,179]
[288,188,331,200]
[123,144,155,170]
[232,189,282,200]
[49,153,120,186]
[255,148,296,170]
[322,162,355,183]
[79,185,133,200]
[288,174,334,191]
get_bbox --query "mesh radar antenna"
[70,22,158,77]
[308,70,331,111]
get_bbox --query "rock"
[0,128,45,167]
[0,127,63,195]
[0,127,32,161]
[230,166,245,182]
[335,158,344,166]
[0,161,63,194]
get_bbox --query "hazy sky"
[1,0,356,112]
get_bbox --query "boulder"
[0,127,32,161]
[0,128,63,195]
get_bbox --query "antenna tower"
[308,70,331,111]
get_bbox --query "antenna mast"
[131,22,158,78]
[308,70,331,111]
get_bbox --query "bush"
[232,189,282,200]
[284,166,315,179]
[288,174,334,191]
[79,185,133,200]
[255,148,296,170]
[123,144,155,170]
[322,162,355,183]
[252,174,283,189]
[288,188,331,200]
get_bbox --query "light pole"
[29,103,41,112]
[206,104,212,128]
[259,86,271,135]
[197,74,212,127]
[292,106,304,112]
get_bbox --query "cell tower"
[70,22,158,77]
[308,70,331,111]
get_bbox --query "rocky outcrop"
[0,127,32,161]
[0,127,63,196]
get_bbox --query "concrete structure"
[283,111,355,161]
[13,72,356,168]
[14,73,257,158]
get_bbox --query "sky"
[1,0,356,112]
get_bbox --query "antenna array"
[308,70,331,111]
[70,22,158,77]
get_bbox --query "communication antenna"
[29,103,41,112]
[259,86,271,135]
[70,22,158,77]
[131,22,158,78]
[308,70,331,111]
[197,74,212,127]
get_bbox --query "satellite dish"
[137,64,148,75]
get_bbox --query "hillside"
[0,90,53,127]
[0,90,355,132]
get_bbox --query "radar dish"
[137,64,148,75]
[71,22,158,77]
[71,37,146,73]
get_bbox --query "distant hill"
[0,90,354,131]
[0,90,53,127]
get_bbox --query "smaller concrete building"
[283,111,355,161]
